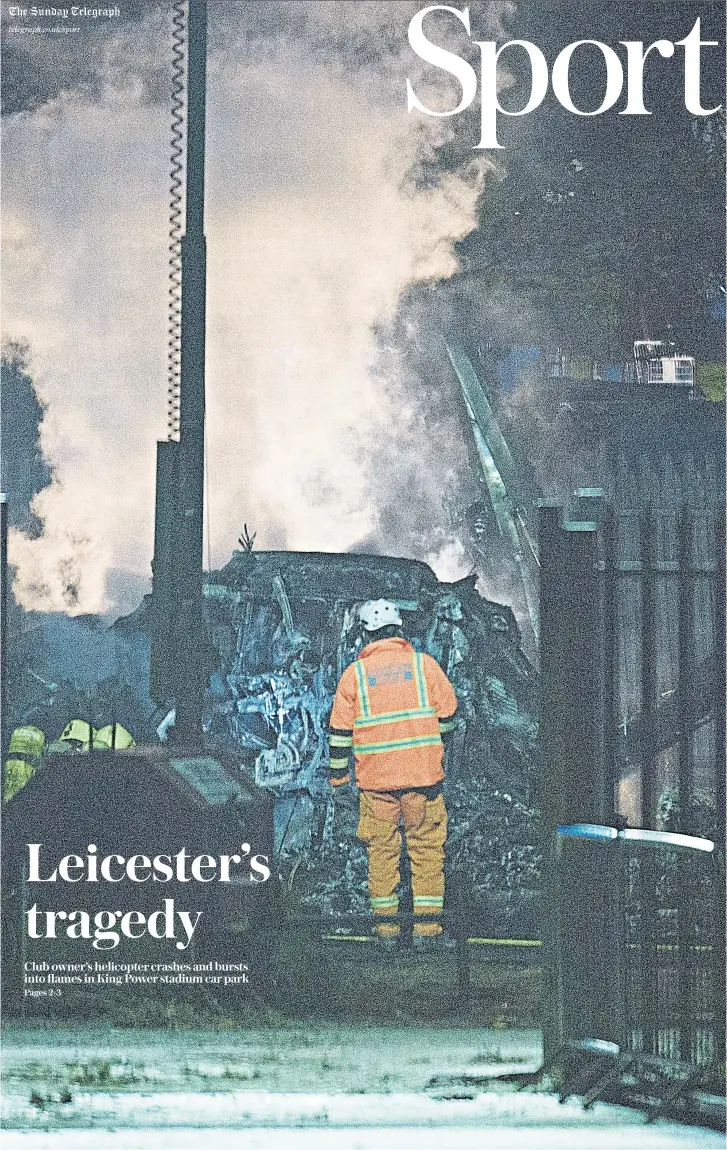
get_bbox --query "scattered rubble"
[203,551,540,927]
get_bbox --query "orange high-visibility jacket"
[329,636,458,791]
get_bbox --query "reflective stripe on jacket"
[329,636,458,791]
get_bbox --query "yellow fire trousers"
[357,789,447,937]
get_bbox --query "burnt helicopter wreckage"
[197,544,539,921]
[7,546,539,924]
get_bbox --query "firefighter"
[46,719,96,754]
[328,599,458,948]
[3,725,46,802]
[94,724,136,750]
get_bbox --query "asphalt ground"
[1,1024,723,1149]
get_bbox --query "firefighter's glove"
[329,756,351,790]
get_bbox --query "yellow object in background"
[94,723,135,750]
[3,725,46,802]
[59,719,95,750]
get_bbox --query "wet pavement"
[1,1024,722,1149]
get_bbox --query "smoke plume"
[2,1,511,614]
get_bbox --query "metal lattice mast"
[174,0,208,744]
[150,0,208,744]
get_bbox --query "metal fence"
[621,839,721,1068]
[555,826,723,1068]
[539,494,725,1079]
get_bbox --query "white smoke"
[2,2,509,615]
[2,90,169,612]
[427,535,472,582]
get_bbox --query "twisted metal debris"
[203,550,539,925]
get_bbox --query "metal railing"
[555,825,724,1070]
[539,496,725,1090]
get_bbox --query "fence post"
[677,513,696,1062]
[539,492,612,1063]
[638,508,660,1056]
[598,507,624,1048]
[713,511,725,1067]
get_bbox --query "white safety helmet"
[359,599,402,632]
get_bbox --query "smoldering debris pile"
[204,550,540,928]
